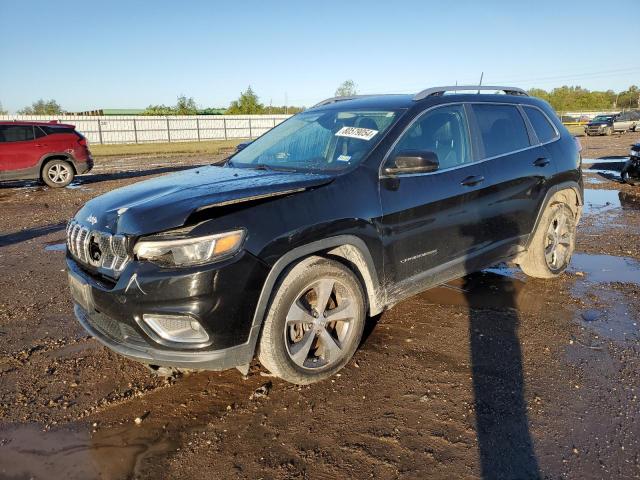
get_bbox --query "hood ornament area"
[87,214,98,225]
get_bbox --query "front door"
[378,104,491,296]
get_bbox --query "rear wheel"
[518,198,577,279]
[42,159,74,188]
[258,257,366,384]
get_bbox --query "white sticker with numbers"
[335,126,378,141]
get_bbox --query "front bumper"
[585,126,609,135]
[67,250,269,370]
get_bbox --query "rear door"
[0,125,40,177]
[468,103,556,253]
[378,103,491,291]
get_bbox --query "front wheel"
[258,257,366,384]
[621,161,640,186]
[518,200,577,279]
[42,159,74,188]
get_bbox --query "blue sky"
[1,0,638,113]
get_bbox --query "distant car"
[585,112,640,136]
[0,121,93,187]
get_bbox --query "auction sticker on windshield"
[335,126,378,141]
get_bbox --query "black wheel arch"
[525,181,583,250]
[245,235,384,359]
[39,153,77,178]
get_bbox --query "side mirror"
[384,150,439,175]
[236,141,251,152]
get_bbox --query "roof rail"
[413,85,528,101]
[312,95,378,108]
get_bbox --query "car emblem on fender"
[87,215,98,225]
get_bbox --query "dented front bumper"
[67,250,269,370]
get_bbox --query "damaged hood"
[74,165,334,235]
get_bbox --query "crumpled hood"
[74,165,334,235]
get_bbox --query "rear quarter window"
[41,125,76,136]
[472,104,530,158]
[524,106,558,143]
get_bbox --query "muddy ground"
[0,132,639,479]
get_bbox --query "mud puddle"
[583,188,622,213]
[0,422,177,480]
[570,253,640,284]
[418,266,540,312]
[45,242,66,252]
[569,253,640,342]
[0,368,265,479]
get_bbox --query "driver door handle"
[461,175,485,187]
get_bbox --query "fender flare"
[526,180,583,249]
[39,152,76,175]
[244,234,383,358]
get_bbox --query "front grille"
[67,220,130,277]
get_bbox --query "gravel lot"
[0,132,639,479]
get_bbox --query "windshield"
[592,115,613,122]
[229,109,399,172]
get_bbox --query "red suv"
[0,121,93,188]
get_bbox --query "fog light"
[142,314,209,344]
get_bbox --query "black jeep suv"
[67,86,582,384]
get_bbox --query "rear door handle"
[460,175,485,187]
[534,157,550,167]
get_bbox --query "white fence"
[0,114,292,145]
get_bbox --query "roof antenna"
[477,72,483,94]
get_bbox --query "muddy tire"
[518,195,577,279]
[605,126,613,136]
[42,159,74,188]
[621,161,640,186]
[258,256,366,385]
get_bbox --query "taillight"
[78,136,89,147]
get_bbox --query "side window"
[34,126,47,139]
[390,104,471,170]
[524,106,558,143]
[472,104,530,158]
[0,125,35,143]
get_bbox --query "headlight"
[134,229,245,267]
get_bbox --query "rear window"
[0,125,35,143]
[472,104,531,158]
[524,106,558,143]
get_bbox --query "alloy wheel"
[47,163,71,184]
[284,278,357,370]
[544,206,574,271]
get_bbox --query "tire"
[258,256,366,384]
[518,196,577,279]
[605,126,613,136]
[621,162,640,186]
[42,159,74,188]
